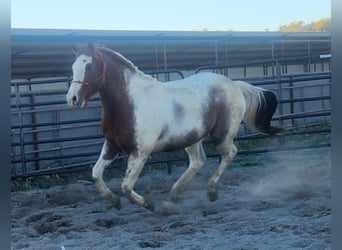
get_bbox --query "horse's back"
[166,72,234,88]
[165,72,243,102]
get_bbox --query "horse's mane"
[98,47,138,72]
[98,47,157,84]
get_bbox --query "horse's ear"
[72,45,79,55]
[87,43,96,55]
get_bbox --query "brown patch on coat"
[202,86,230,145]
[99,48,136,154]
[158,125,169,141]
[157,129,201,152]
[173,101,185,124]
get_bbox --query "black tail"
[236,80,284,136]
[255,90,285,136]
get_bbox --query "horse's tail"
[235,80,284,136]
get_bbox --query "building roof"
[11,29,331,79]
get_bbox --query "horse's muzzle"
[67,94,80,109]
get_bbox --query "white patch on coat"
[66,55,93,108]
[72,55,93,82]
[234,80,265,130]
[66,83,82,108]
[125,71,246,153]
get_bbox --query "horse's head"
[66,43,106,108]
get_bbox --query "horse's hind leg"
[92,140,121,209]
[208,138,237,201]
[208,94,244,202]
[170,141,207,200]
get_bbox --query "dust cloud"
[246,148,331,200]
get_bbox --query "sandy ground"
[11,148,331,250]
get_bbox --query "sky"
[11,0,331,32]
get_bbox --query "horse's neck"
[99,66,126,113]
[99,49,160,114]
[99,66,153,113]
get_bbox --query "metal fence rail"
[11,58,331,179]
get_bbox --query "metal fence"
[11,56,331,178]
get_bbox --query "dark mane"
[98,47,137,72]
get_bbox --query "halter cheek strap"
[71,63,107,86]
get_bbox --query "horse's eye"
[85,63,92,72]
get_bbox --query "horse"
[66,44,283,211]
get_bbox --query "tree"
[313,18,331,31]
[279,21,306,32]
[278,18,331,32]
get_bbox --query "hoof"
[111,198,122,210]
[170,193,180,203]
[144,199,155,211]
[207,189,218,202]
[106,193,121,210]
[170,189,182,202]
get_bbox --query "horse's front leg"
[92,140,121,209]
[121,151,154,210]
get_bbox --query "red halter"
[71,57,107,86]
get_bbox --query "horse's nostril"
[72,96,77,104]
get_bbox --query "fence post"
[276,61,284,127]
[289,76,294,127]
[14,82,27,176]
[28,82,40,171]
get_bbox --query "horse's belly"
[154,128,204,152]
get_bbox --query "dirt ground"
[11,148,331,250]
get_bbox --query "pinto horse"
[66,44,283,210]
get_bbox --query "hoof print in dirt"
[202,209,218,217]
[26,212,52,223]
[46,191,86,206]
[26,212,72,235]
[138,241,165,248]
[94,218,127,228]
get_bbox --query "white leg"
[208,142,237,201]
[121,151,153,210]
[171,142,207,200]
[92,140,120,208]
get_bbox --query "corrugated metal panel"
[11,29,331,79]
